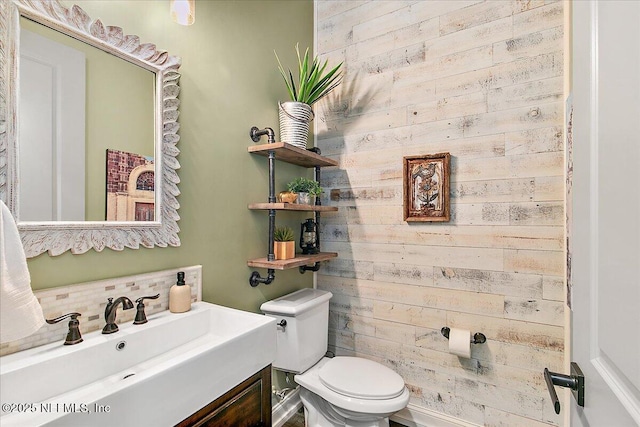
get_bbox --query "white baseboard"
[272,387,303,427]
[272,391,477,427]
[391,403,482,427]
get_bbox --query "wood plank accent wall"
[314,1,565,425]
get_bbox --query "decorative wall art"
[403,153,451,222]
[106,149,155,221]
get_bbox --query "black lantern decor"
[300,218,319,254]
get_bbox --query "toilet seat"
[295,357,410,416]
[318,357,405,400]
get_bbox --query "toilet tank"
[260,288,332,373]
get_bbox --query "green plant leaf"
[274,45,343,105]
[274,226,295,242]
[298,45,309,102]
[275,51,296,101]
[288,70,297,101]
[307,63,343,104]
[286,177,323,195]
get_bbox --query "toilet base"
[300,387,391,427]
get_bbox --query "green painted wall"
[26,0,315,313]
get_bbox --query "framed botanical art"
[403,153,451,222]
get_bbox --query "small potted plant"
[287,177,323,205]
[273,226,295,260]
[275,44,343,148]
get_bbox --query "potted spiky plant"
[273,226,295,260]
[275,44,343,149]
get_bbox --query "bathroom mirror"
[18,16,156,223]
[0,0,182,257]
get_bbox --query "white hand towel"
[0,200,45,343]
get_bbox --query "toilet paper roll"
[448,328,471,358]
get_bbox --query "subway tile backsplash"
[0,266,202,356]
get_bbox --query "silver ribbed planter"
[278,101,314,149]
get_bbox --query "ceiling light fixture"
[170,0,195,26]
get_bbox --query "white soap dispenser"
[169,271,191,313]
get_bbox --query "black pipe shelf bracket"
[250,126,276,144]
[440,327,487,344]
[249,269,275,287]
[299,263,321,274]
[249,126,278,287]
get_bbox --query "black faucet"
[102,297,134,334]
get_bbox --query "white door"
[570,1,640,426]
[19,28,85,221]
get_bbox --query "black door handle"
[544,362,585,414]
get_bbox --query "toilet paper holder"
[441,327,486,344]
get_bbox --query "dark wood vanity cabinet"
[176,365,272,427]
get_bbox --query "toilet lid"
[318,357,405,400]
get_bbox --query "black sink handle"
[133,294,160,325]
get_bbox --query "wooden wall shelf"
[248,203,338,212]
[248,142,338,168]
[247,252,338,270]
[247,131,339,285]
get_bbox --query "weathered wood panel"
[439,1,514,36]
[315,1,565,424]
[424,16,514,61]
[487,76,563,112]
[410,90,487,124]
[504,249,564,275]
[373,262,435,286]
[316,1,366,22]
[321,241,505,271]
[433,267,544,298]
[321,224,563,251]
[317,1,412,53]
[505,126,563,156]
[534,175,564,201]
[504,296,565,326]
[374,300,447,328]
[436,52,563,99]
[542,276,565,302]
[472,339,564,372]
[455,377,545,420]
[512,2,564,37]
[451,202,511,225]
[352,1,435,44]
[509,201,564,226]
[494,26,564,64]
[394,44,495,87]
[484,407,555,427]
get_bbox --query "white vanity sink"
[0,302,276,426]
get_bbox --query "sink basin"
[0,302,276,426]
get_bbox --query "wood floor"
[281,410,304,427]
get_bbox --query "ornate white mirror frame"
[0,0,182,257]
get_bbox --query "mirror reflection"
[18,17,156,222]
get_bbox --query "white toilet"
[261,288,410,427]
